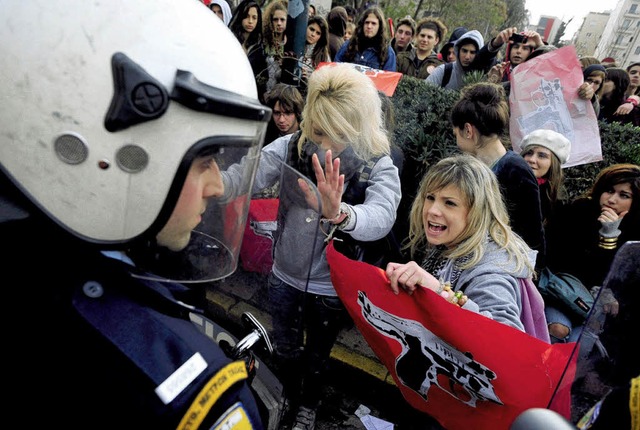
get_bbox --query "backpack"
[537,267,595,323]
[458,274,550,342]
[441,62,454,88]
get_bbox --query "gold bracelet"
[599,236,618,242]
[599,236,618,250]
[457,294,468,307]
[450,290,463,304]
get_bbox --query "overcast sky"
[526,0,620,39]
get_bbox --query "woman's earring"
[465,124,473,139]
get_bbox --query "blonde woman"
[386,154,537,331]
[222,63,401,430]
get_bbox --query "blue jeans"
[266,271,350,409]
[545,305,583,343]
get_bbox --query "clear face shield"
[130,136,264,284]
[113,67,271,284]
[541,242,639,426]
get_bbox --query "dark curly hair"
[342,6,390,68]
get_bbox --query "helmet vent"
[116,144,149,173]
[54,133,89,165]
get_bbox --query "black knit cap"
[584,64,607,79]
[439,26,468,56]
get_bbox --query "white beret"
[520,129,572,165]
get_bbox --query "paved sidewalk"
[203,269,396,386]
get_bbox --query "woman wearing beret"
[520,129,576,342]
[520,129,572,228]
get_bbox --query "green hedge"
[390,76,640,202]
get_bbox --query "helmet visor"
[132,135,263,283]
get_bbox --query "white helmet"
[0,0,271,281]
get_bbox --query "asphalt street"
[302,361,444,430]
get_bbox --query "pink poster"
[509,45,603,167]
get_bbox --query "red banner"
[327,242,577,430]
[317,62,403,97]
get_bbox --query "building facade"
[574,12,611,58]
[531,15,562,43]
[594,0,640,68]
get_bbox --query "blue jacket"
[334,40,397,71]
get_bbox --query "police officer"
[1,1,271,428]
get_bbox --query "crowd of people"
[205,1,639,427]
[207,0,640,128]
[5,0,636,429]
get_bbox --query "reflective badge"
[156,352,208,405]
[631,375,639,430]
[210,402,253,430]
[176,361,249,430]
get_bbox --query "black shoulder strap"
[287,132,381,206]
[341,156,380,205]
[441,62,453,88]
[334,154,406,267]
[285,130,303,169]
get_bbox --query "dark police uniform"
[5,208,263,430]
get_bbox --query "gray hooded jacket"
[425,29,484,91]
[441,240,537,331]
[223,134,401,296]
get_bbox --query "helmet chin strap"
[0,193,30,223]
[0,172,31,223]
